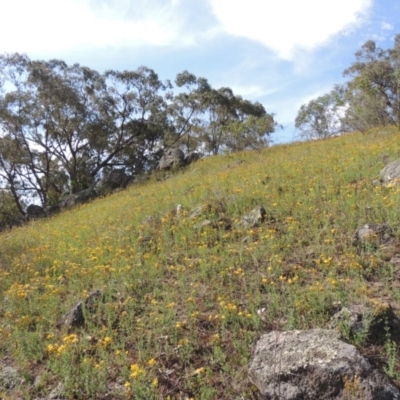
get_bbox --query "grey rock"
[194,219,212,230]
[240,206,266,228]
[47,382,65,400]
[0,365,19,390]
[372,179,381,187]
[329,306,365,336]
[249,329,400,399]
[184,151,200,165]
[159,148,185,170]
[100,169,129,191]
[329,303,400,344]
[59,186,97,209]
[26,204,46,220]
[58,289,102,330]
[189,206,206,219]
[380,158,400,184]
[354,223,393,247]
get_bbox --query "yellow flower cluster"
[46,334,79,356]
[99,336,112,349]
[130,363,144,378]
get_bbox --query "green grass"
[1,126,400,399]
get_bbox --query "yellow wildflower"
[147,358,156,367]
[100,336,112,348]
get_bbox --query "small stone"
[240,206,266,228]
[354,223,393,247]
[0,365,19,390]
[194,219,212,230]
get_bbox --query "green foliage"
[0,58,277,214]
[170,71,276,154]
[341,36,400,132]
[295,90,343,139]
[0,190,23,228]
[296,33,400,136]
[223,114,275,152]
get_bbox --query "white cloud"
[381,22,394,31]
[229,84,280,99]
[208,0,372,60]
[0,0,188,54]
[0,0,372,59]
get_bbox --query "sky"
[0,0,399,143]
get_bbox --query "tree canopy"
[295,33,400,138]
[0,54,277,221]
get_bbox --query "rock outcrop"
[159,148,185,170]
[380,158,400,185]
[184,151,200,165]
[249,329,400,399]
[59,186,97,210]
[99,169,129,191]
[329,302,400,344]
[26,204,46,220]
[159,149,200,170]
[353,223,393,248]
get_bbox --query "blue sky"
[1,0,399,143]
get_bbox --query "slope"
[1,126,400,399]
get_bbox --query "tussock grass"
[1,126,400,398]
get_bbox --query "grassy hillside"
[1,126,400,399]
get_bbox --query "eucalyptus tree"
[0,54,277,216]
[169,72,276,154]
[0,53,56,210]
[0,55,171,210]
[97,67,171,175]
[339,34,400,132]
[221,95,276,152]
[295,34,400,136]
[342,36,400,131]
[167,70,211,152]
[295,90,344,139]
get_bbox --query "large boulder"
[26,204,46,220]
[59,186,97,210]
[159,148,185,170]
[99,169,129,191]
[249,329,400,399]
[184,151,200,166]
[249,329,400,400]
[380,158,400,185]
